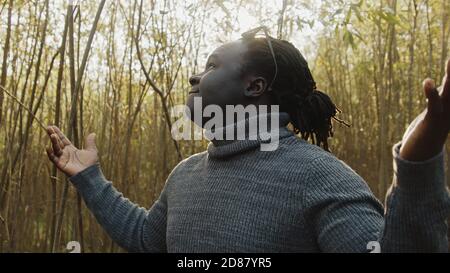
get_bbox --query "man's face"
[186,40,249,126]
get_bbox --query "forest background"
[0,0,449,252]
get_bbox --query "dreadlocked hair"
[240,37,349,152]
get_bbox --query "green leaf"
[343,28,356,49]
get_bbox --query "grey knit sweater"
[70,113,450,252]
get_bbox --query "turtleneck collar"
[206,112,294,158]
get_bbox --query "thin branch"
[0,85,46,131]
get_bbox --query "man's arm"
[303,145,450,252]
[45,126,168,252]
[380,59,450,251]
[380,141,450,252]
[303,60,450,252]
[69,163,168,252]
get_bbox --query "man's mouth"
[189,89,200,94]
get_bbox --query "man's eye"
[206,63,216,69]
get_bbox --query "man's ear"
[244,77,268,97]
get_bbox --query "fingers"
[423,78,442,116]
[84,133,97,151]
[46,125,55,137]
[46,146,57,163]
[424,78,436,93]
[51,126,71,146]
[442,59,450,99]
[50,133,64,156]
[46,125,62,158]
[46,146,66,171]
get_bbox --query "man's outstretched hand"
[400,59,450,161]
[46,126,98,177]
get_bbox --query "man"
[46,28,450,252]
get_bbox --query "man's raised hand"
[46,126,98,177]
[400,59,450,161]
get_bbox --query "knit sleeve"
[302,155,384,252]
[69,163,168,252]
[303,147,450,252]
[379,142,450,252]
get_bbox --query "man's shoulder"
[277,135,336,165]
[278,135,365,183]
[167,150,208,178]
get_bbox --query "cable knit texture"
[70,112,450,252]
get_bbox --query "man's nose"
[189,74,200,86]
